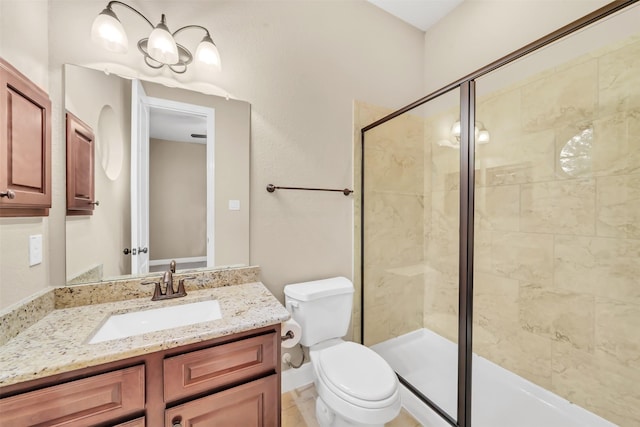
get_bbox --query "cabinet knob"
[172,416,183,427]
[123,248,131,255]
[88,200,100,206]
[0,190,15,199]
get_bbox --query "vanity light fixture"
[438,120,490,148]
[91,1,221,74]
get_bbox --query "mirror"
[64,64,250,284]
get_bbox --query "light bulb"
[478,129,490,144]
[147,15,179,64]
[195,35,221,70]
[451,121,461,139]
[91,7,128,53]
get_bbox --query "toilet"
[284,277,401,427]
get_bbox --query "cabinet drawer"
[0,365,145,426]
[164,332,277,402]
[165,374,278,427]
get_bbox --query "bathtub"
[371,328,617,427]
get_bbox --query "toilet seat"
[314,342,398,409]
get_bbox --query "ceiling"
[367,0,463,31]
[149,107,207,144]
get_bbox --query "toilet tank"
[284,277,354,347]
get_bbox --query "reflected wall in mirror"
[64,65,250,284]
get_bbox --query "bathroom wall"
[422,0,610,93]
[0,0,425,310]
[423,33,640,426]
[0,0,60,306]
[149,138,206,261]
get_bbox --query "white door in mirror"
[89,300,222,344]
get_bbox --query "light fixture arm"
[172,24,212,39]
[104,0,155,28]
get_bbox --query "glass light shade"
[451,121,461,139]
[91,8,128,53]
[195,35,221,70]
[478,129,491,144]
[147,18,179,64]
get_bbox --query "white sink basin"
[89,299,222,344]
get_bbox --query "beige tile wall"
[449,36,638,425]
[357,34,640,427]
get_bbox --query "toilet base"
[315,395,386,427]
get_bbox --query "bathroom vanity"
[0,270,289,426]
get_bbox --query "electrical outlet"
[29,234,43,266]
[228,200,240,211]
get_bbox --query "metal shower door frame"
[359,2,639,426]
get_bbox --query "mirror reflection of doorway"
[148,107,208,273]
[131,79,215,274]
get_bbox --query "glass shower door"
[360,88,461,424]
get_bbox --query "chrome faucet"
[142,260,194,301]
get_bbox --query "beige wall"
[422,0,610,93]
[0,0,424,309]
[65,65,131,282]
[149,138,206,260]
[0,0,59,307]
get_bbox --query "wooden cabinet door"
[0,57,51,217]
[0,365,145,426]
[164,374,278,427]
[66,111,96,215]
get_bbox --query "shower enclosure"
[357,2,640,426]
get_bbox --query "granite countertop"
[0,281,290,387]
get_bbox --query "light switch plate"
[228,200,240,211]
[29,234,43,266]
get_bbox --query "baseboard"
[281,361,314,393]
[149,256,206,266]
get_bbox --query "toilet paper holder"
[281,330,295,341]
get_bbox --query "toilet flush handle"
[286,300,299,313]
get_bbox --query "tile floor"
[282,384,421,426]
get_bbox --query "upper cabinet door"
[0,57,52,217]
[66,111,96,215]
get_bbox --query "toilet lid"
[316,342,397,402]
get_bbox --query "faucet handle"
[141,280,163,301]
[176,276,196,296]
[162,270,175,295]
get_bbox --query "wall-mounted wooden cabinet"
[66,111,96,215]
[0,57,52,217]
